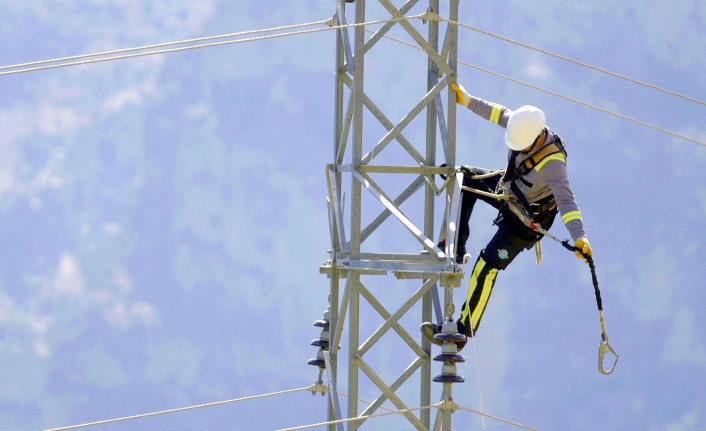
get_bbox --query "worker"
[421,83,593,349]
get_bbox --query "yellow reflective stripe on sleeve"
[460,258,486,324]
[535,153,566,172]
[562,210,582,224]
[470,267,498,328]
[489,104,503,124]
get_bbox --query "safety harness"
[434,140,620,375]
[501,133,567,220]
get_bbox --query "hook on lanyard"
[597,310,619,375]
[598,335,619,375]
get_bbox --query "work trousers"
[456,167,557,337]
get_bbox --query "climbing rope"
[44,387,313,431]
[366,29,706,148]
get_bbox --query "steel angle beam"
[326,165,349,253]
[343,259,452,273]
[359,284,427,358]
[364,0,420,53]
[361,75,450,165]
[356,356,427,431]
[319,265,387,278]
[323,351,345,431]
[377,0,455,77]
[334,0,355,73]
[356,175,424,246]
[444,171,464,264]
[358,278,436,356]
[355,165,450,174]
[326,197,336,250]
[358,356,425,425]
[357,252,442,263]
[336,85,354,166]
[350,169,442,256]
[438,23,451,78]
[339,73,425,165]
[430,71,449,163]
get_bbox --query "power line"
[0,16,418,77]
[0,20,329,72]
[441,17,706,108]
[275,403,438,431]
[458,406,539,431]
[44,387,311,431]
[368,29,706,148]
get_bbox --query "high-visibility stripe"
[489,104,503,124]
[562,210,582,224]
[460,258,486,324]
[535,153,566,171]
[470,267,498,328]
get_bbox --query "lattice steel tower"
[309,1,467,430]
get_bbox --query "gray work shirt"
[468,96,586,240]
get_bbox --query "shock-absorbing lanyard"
[505,199,620,375]
[438,167,620,375]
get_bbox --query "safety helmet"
[504,106,546,151]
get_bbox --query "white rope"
[441,18,706,108]
[337,391,396,412]
[459,406,539,431]
[44,387,311,431]
[367,29,706,148]
[275,403,439,431]
[0,20,328,72]
[469,328,487,431]
[0,16,419,77]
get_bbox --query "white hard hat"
[504,105,546,151]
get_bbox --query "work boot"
[420,240,471,265]
[420,322,468,351]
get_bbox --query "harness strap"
[516,138,566,177]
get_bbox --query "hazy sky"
[0,1,705,430]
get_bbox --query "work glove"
[449,83,472,108]
[574,236,593,263]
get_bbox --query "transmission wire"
[0,20,329,72]
[441,17,706,108]
[367,29,706,148]
[44,387,311,431]
[0,16,418,77]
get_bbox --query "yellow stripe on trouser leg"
[470,267,498,330]
[460,258,486,326]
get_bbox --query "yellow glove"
[574,237,593,263]
[449,83,471,107]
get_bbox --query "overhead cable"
[44,387,311,431]
[458,406,539,431]
[275,404,438,431]
[441,18,706,108]
[368,30,706,148]
[0,20,329,72]
[0,16,418,77]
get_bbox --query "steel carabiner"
[598,333,619,375]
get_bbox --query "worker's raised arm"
[450,83,512,128]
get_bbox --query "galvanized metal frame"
[322,1,461,429]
